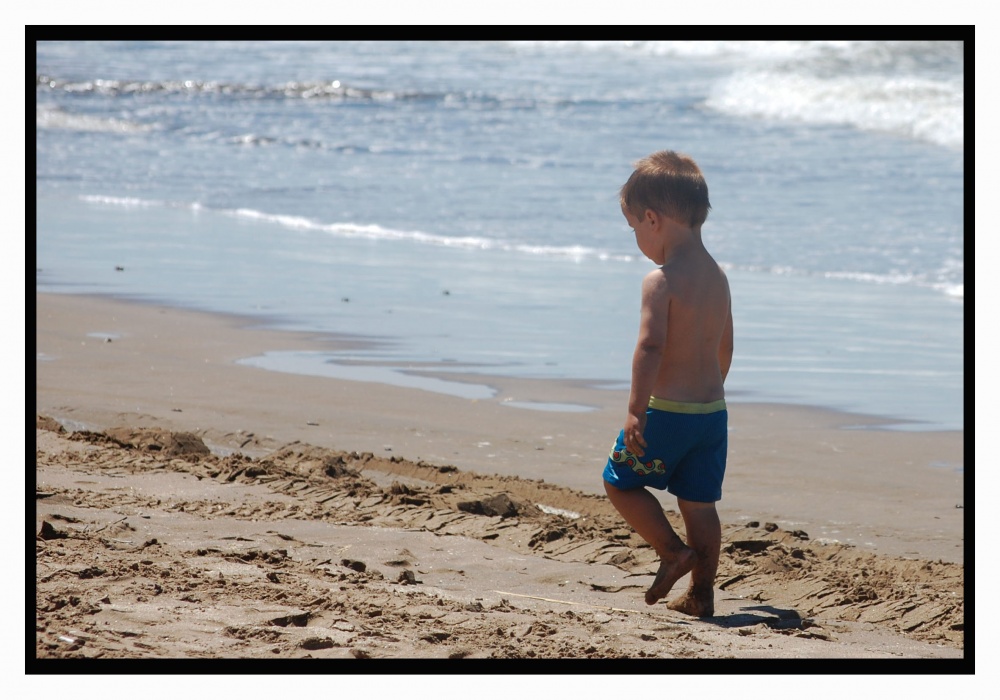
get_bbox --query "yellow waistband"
[648,397,727,414]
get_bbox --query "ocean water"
[35,40,965,431]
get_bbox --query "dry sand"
[33,292,967,670]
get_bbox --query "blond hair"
[620,150,711,228]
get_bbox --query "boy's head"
[620,150,711,228]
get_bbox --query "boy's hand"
[623,413,648,457]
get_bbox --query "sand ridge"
[35,418,963,661]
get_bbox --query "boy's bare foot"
[665,588,714,617]
[644,547,697,605]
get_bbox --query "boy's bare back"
[644,243,732,405]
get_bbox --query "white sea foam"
[822,270,963,298]
[528,41,964,149]
[76,195,629,261]
[36,104,153,134]
[513,40,860,62]
[936,283,964,299]
[225,207,633,262]
[706,71,963,148]
[231,208,316,229]
[525,40,961,72]
[75,194,959,297]
[822,270,918,286]
[79,195,164,207]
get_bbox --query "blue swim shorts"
[602,397,728,503]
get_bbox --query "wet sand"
[34,292,966,667]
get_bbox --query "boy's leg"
[603,481,697,605]
[666,497,721,617]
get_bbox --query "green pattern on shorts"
[610,443,666,476]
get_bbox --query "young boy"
[602,151,733,617]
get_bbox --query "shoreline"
[35,291,964,565]
[38,269,963,433]
[36,288,961,433]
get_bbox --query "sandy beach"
[34,292,966,667]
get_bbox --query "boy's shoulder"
[643,266,669,284]
[641,267,671,303]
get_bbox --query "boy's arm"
[719,300,733,383]
[624,271,669,457]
